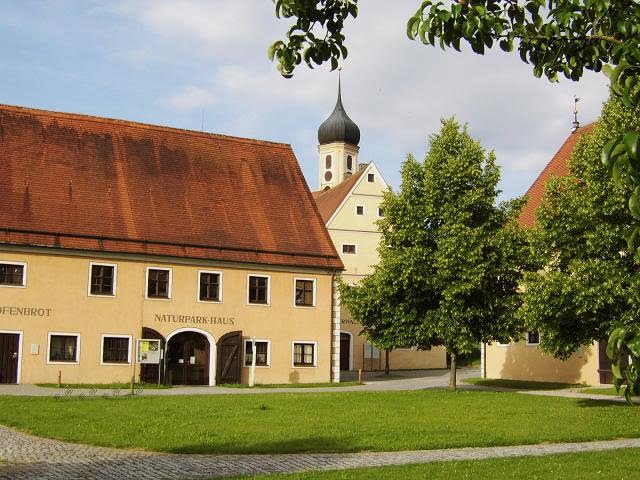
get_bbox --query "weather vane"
[572,95,580,132]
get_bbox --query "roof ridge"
[0,103,291,149]
[521,124,594,202]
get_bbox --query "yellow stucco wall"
[485,340,601,385]
[0,248,335,385]
[325,164,447,372]
[339,307,446,371]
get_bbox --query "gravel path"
[1,424,639,480]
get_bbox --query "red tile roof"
[0,104,343,270]
[312,168,366,222]
[518,124,594,228]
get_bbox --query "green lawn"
[579,387,639,397]
[0,390,637,454]
[465,378,583,390]
[225,448,640,479]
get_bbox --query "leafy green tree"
[519,96,640,356]
[607,326,640,403]
[270,1,640,82]
[340,118,528,390]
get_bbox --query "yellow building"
[0,104,344,386]
[312,84,446,372]
[483,123,609,386]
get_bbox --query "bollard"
[131,376,135,396]
[58,370,62,388]
[358,368,362,384]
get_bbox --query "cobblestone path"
[1,425,639,479]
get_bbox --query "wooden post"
[358,368,362,384]
[131,375,135,396]
[57,370,61,388]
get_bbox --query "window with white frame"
[356,205,364,215]
[101,335,131,364]
[89,262,116,296]
[342,244,356,254]
[244,340,270,367]
[295,278,315,307]
[0,261,26,287]
[48,333,79,363]
[198,271,222,302]
[293,342,317,367]
[367,173,375,182]
[526,331,540,345]
[146,267,171,299]
[248,275,270,305]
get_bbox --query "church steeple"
[318,73,360,146]
[318,72,361,190]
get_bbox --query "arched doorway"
[340,332,352,371]
[166,330,211,385]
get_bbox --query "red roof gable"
[518,124,594,228]
[0,104,343,270]
[312,168,366,223]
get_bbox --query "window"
[346,155,353,171]
[527,331,540,345]
[146,267,171,299]
[248,275,270,305]
[363,342,380,359]
[293,342,317,367]
[324,171,333,181]
[342,244,356,254]
[0,262,26,287]
[89,263,116,296]
[295,278,315,307]
[198,271,221,302]
[244,340,270,367]
[325,154,332,169]
[48,333,79,363]
[101,335,131,364]
[367,173,375,182]
[356,205,364,215]
[378,207,385,217]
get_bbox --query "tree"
[270,1,640,82]
[519,96,640,360]
[340,118,528,390]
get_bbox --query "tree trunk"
[385,350,390,375]
[449,352,457,391]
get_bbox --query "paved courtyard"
[0,368,479,396]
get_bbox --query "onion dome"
[318,78,360,146]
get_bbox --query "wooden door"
[0,333,19,384]
[216,330,242,384]
[167,332,209,386]
[340,333,350,370]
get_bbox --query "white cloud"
[161,85,216,111]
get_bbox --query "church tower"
[317,76,360,190]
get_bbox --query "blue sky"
[0,1,610,200]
